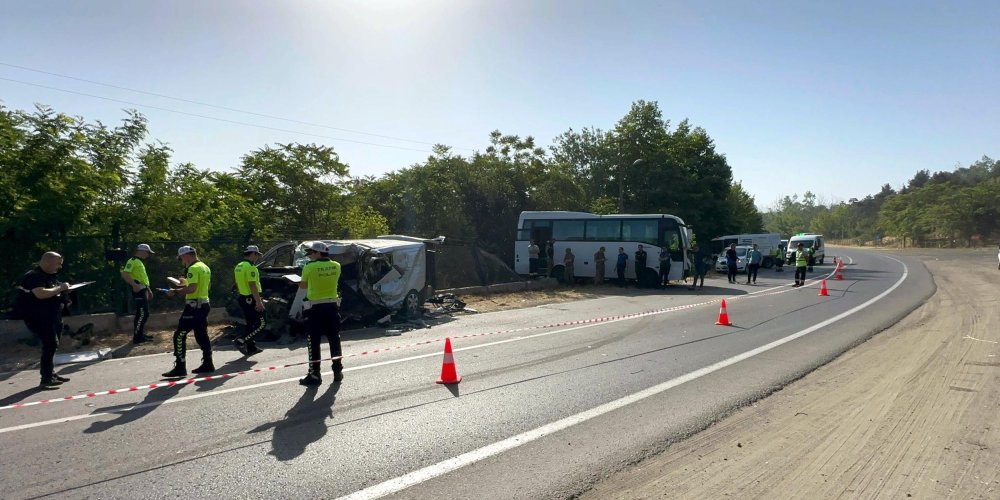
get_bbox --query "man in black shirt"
[17,252,72,389]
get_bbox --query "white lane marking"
[337,255,907,500]
[0,266,839,432]
[962,336,998,344]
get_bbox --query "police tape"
[1,270,839,412]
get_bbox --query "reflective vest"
[795,249,808,267]
[185,261,211,300]
[302,258,341,301]
[234,260,261,296]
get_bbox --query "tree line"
[2,99,761,315]
[762,156,1000,247]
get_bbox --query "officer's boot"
[192,356,215,374]
[162,360,187,378]
[246,339,264,356]
[300,364,322,386]
[333,360,344,382]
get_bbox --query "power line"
[0,76,440,154]
[0,61,473,150]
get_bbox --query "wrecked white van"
[256,235,444,324]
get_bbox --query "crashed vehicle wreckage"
[248,235,445,335]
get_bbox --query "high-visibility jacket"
[795,249,808,267]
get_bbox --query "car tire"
[762,256,774,269]
[400,289,422,319]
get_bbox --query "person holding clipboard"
[16,251,90,389]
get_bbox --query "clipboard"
[283,274,302,283]
[66,281,95,291]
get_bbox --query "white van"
[785,233,825,265]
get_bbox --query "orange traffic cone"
[835,262,844,280]
[715,299,732,326]
[436,337,462,384]
[819,279,829,296]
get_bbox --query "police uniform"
[300,242,343,386]
[17,266,70,388]
[163,246,213,377]
[794,246,808,287]
[122,244,154,344]
[233,246,265,356]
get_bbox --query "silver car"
[716,246,750,273]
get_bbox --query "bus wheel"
[551,265,566,284]
[762,256,774,269]
[638,268,659,288]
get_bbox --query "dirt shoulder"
[581,249,1000,499]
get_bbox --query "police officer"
[299,241,343,386]
[635,245,648,286]
[233,245,265,357]
[17,252,73,389]
[162,246,214,378]
[793,242,808,287]
[121,243,155,344]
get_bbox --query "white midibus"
[514,211,692,287]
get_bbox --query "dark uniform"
[233,251,265,356]
[300,245,343,386]
[163,247,213,377]
[17,267,69,387]
[635,246,648,286]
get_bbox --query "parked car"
[716,245,750,273]
[709,233,782,268]
[254,235,445,328]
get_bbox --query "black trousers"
[616,265,626,286]
[727,264,738,282]
[528,258,538,274]
[795,266,807,283]
[305,303,342,377]
[746,264,759,283]
[173,303,211,364]
[237,295,266,344]
[132,290,149,339]
[659,264,671,285]
[24,316,60,382]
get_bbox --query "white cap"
[308,241,329,253]
[177,245,196,258]
[136,243,154,254]
[244,245,261,255]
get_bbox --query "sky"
[1,0,997,210]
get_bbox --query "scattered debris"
[54,347,111,365]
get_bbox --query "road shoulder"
[581,253,1000,499]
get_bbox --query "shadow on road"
[247,382,340,461]
[194,358,259,392]
[84,384,184,434]
[0,387,46,407]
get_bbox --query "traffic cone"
[436,337,462,384]
[835,262,844,280]
[715,299,732,326]
[819,279,829,296]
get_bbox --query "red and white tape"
[2,270,838,412]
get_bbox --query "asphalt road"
[0,248,933,500]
